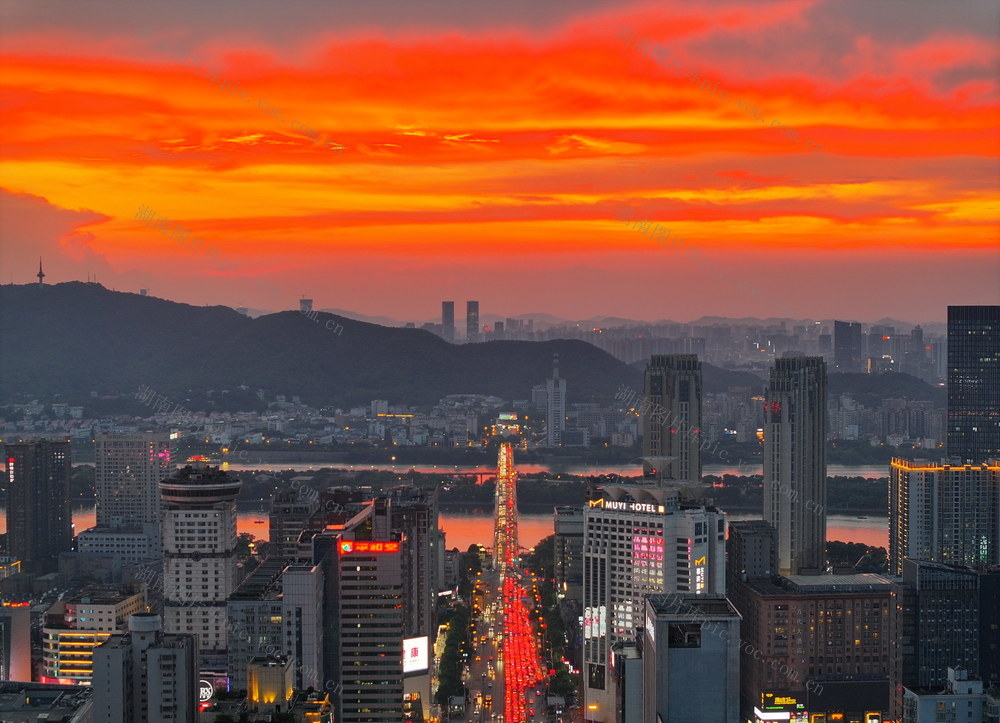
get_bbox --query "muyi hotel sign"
[588,498,666,514]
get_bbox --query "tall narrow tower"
[643,354,702,482]
[546,354,567,446]
[37,258,45,287]
[764,357,828,576]
[466,300,480,343]
[441,301,455,342]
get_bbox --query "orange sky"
[1,0,998,322]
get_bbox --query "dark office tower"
[313,498,404,723]
[833,320,863,372]
[3,439,72,573]
[888,559,1000,719]
[466,300,479,343]
[441,301,455,342]
[642,355,702,482]
[764,357,827,576]
[948,305,1000,462]
[386,485,439,642]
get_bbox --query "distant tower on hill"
[37,258,45,287]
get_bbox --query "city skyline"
[2,0,998,322]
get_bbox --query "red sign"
[340,541,400,554]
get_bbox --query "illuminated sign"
[199,680,215,702]
[761,693,806,712]
[339,541,401,554]
[775,697,797,706]
[589,498,666,514]
[403,636,429,674]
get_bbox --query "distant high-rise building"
[160,459,241,668]
[833,320,863,372]
[3,439,72,573]
[546,354,567,446]
[764,357,827,576]
[441,301,455,342]
[466,300,479,342]
[95,431,172,529]
[269,488,320,560]
[889,458,1000,574]
[643,354,702,482]
[92,613,198,723]
[948,305,1000,462]
[582,482,726,722]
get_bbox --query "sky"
[1,0,998,324]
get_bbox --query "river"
[0,507,888,552]
[72,461,891,479]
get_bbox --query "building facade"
[95,432,173,530]
[314,502,405,723]
[582,483,726,722]
[948,305,1000,463]
[546,355,567,446]
[466,300,479,342]
[42,584,146,685]
[642,354,703,483]
[92,613,198,723]
[554,505,584,600]
[729,572,892,722]
[160,459,241,667]
[3,439,72,573]
[889,559,1000,718]
[889,458,1000,574]
[764,356,828,576]
[441,301,455,342]
[642,595,741,723]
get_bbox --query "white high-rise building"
[160,459,240,667]
[764,356,828,576]
[546,354,567,446]
[582,483,727,722]
[92,613,198,723]
[889,458,1000,575]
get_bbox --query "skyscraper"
[948,305,1000,462]
[441,300,455,342]
[582,482,726,722]
[466,300,479,342]
[889,458,1000,574]
[313,500,404,723]
[833,320,863,372]
[160,459,241,668]
[3,439,72,573]
[546,354,566,446]
[643,354,702,482]
[95,432,172,529]
[764,357,827,576]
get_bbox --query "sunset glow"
[2,0,998,320]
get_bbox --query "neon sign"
[339,541,400,554]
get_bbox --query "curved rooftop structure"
[159,458,241,505]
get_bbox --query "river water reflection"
[0,506,887,555]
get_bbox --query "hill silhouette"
[0,283,643,407]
